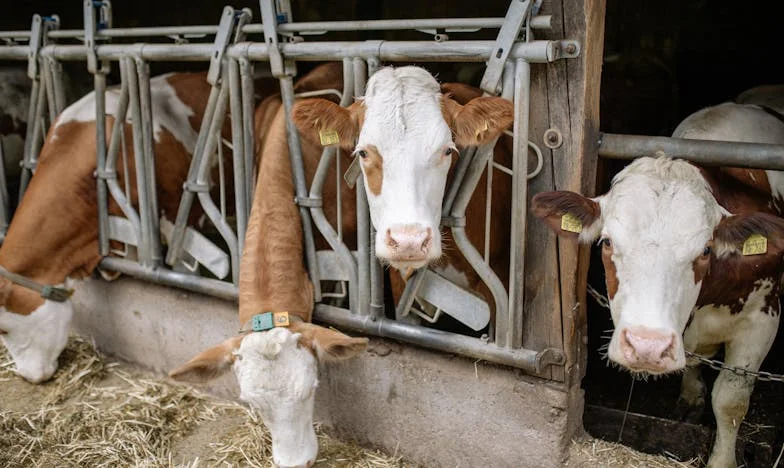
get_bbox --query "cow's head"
[533,157,784,375]
[292,66,513,271]
[0,280,73,383]
[170,322,367,468]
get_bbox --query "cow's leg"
[676,319,719,423]
[706,313,778,468]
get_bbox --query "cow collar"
[238,311,299,334]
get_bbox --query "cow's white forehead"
[601,158,724,257]
[234,328,317,402]
[359,66,451,153]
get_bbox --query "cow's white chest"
[766,170,784,205]
[686,278,776,348]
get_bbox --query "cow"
[169,63,514,468]
[0,71,219,384]
[532,100,784,468]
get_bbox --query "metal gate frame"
[0,0,589,376]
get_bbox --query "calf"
[170,63,514,467]
[0,72,215,383]
[533,102,784,468]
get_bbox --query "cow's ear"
[169,335,245,383]
[532,191,603,243]
[713,212,784,258]
[291,99,364,152]
[442,95,514,147]
[290,321,368,362]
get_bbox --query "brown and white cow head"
[170,321,367,468]
[534,157,784,375]
[292,66,513,271]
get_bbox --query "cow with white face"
[291,66,514,270]
[534,101,784,467]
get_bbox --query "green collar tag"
[249,311,291,332]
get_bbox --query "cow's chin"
[387,258,430,272]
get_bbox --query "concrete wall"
[72,277,582,468]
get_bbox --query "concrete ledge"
[72,277,580,468]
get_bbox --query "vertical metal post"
[17,77,45,199]
[506,58,530,350]
[135,57,162,265]
[0,141,8,241]
[125,56,152,264]
[353,58,371,316]
[366,57,384,319]
[239,58,256,212]
[228,58,247,255]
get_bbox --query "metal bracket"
[259,0,297,77]
[207,7,240,86]
[441,216,466,228]
[294,196,323,208]
[183,181,211,193]
[534,347,565,373]
[83,0,112,75]
[27,14,60,80]
[480,0,534,95]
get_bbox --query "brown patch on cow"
[600,242,619,299]
[719,168,772,195]
[531,191,601,239]
[441,95,514,147]
[291,99,364,152]
[714,212,784,251]
[360,145,383,196]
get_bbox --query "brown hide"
[240,63,512,326]
[0,72,220,315]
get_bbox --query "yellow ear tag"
[273,311,290,327]
[560,213,583,234]
[319,129,340,146]
[742,234,767,256]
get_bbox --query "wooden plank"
[543,0,606,388]
[522,39,564,381]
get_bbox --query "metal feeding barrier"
[0,0,582,375]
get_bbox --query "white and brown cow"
[0,72,217,383]
[533,101,784,467]
[169,63,514,467]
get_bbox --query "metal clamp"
[183,181,211,193]
[294,196,323,208]
[83,0,112,74]
[259,0,297,77]
[480,0,534,95]
[94,169,117,180]
[27,14,60,80]
[206,7,240,85]
[441,216,467,228]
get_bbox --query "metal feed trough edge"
[0,0,584,375]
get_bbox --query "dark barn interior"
[2,1,783,466]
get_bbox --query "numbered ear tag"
[742,234,767,256]
[319,129,340,146]
[273,311,290,327]
[560,213,583,233]
[251,311,291,332]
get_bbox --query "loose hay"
[0,336,412,467]
[567,437,700,468]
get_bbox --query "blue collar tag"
[251,311,291,332]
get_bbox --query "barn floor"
[0,336,702,467]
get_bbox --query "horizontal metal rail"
[32,38,577,63]
[100,257,238,301]
[0,15,553,41]
[598,133,784,170]
[314,304,544,372]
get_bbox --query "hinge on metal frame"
[207,7,246,86]
[535,347,565,373]
[259,0,297,78]
[480,0,534,95]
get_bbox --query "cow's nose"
[385,224,432,260]
[619,327,676,370]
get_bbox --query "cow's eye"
[356,149,368,159]
[702,245,712,256]
[600,238,612,248]
[444,147,456,157]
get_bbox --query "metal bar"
[42,59,57,124]
[47,57,67,114]
[353,58,371,317]
[17,76,44,199]
[366,59,384,319]
[0,141,8,240]
[506,59,530,350]
[315,304,542,372]
[125,57,152,264]
[135,57,162,266]
[442,147,476,218]
[228,58,248,255]
[238,58,256,212]
[0,46,30,60]
[279,75,326,310]
[598,133,784,170]
[93,71,112,257]
[103,59,143,248]
[165,84,221,267]
[99,257,238,301]
[450,143,509,347]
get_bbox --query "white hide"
[53,73,198,154]
[0,299,73,383]
[357,67,455,270]
[233,329,318,468]
[596,157,725,372]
